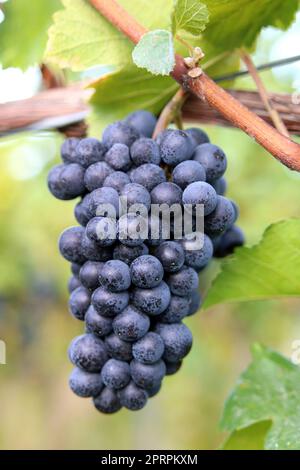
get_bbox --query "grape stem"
[152,88,188,139]
[88,0,300,172]
[240,50,289,138]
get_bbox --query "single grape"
[150,182,182,206]
[105,143,132,171]
[93,387,122,414]
[130,137,160,166]
[160,129,194,166]
[181,233,214,270]
[69,367,103,398]
[185,127,210,148]
[99,260,131,292]
[125,110,157,138]
[212,177,227,195]
[103,171,130,194]
[102,121,140,149]
[69,286,91,320]
[130,255,164,288]
[112,305,150,342]
[132,281,171,316]
[147,381,162,398]
[118,381,148,411]
[48,163,85,200]
[172,160,206,189]
[84,162,113,192]
[118,213,147,247]
[120,183,151,213]
[187,290,202,316]
[105,333,133,362]
[88,187,119,218]
[113,243,149,265]
[86,217,117,247]
[132,332,164,364]
[85,305,113,338]
[155,323,193,363]
[74,193,93,226]
[204,196,235,236]
[130,164,166,192]
[79,261,104,289]
[91,287,129,317]
[81,233,112,262]
[130,359,166,390]
[101,358,131,390]
[230,200,239,223]
[71,262,82,277]
[76,137,106,168]
[165,361,182,376]
[166,266,198,297]
[158,295,190,323]
[68,276,82,293]
[193,143,227,183]
[59,226,86,264]
[182,181,217,216]
[68,334,108,372]
[154,241,185,273]
[61,137,80,164]
[214,225,245,258]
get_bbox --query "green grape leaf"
[89,67,178,133]
[203,219,300,309]
[0,0,61,69]
[172,0,209,36]
[203,0,298,52]
[45,0,174,71]
[132,30,175,75]
[221,344,300,450]
[221,421,271,450]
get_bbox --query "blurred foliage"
[0,0,61,69]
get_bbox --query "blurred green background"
[0,15,300,450]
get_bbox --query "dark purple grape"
[105,143,131,171]
[102,121,140,149]
[193,143,227,183]
[155,323,193,363]
[69,285,91,320]
[69,367,103,398]
[77,137,106,167]
[93,387,122,414]
[48,163,85,200]
[130,137,160,166]
[125,110,157,138]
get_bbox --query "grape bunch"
[48,109,244,413]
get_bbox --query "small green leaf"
[203,219,300,309]
[132,30,175,76]
[0,0,61,69]
[89,67,178,133]
[203,0,298,52]
[221,421,271,450]
[45,0,174,71]
[221,344,300,450]
[172,0,209,36]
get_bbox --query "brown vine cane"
[88,0,300,172]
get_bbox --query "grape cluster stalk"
[48,109,244,413]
